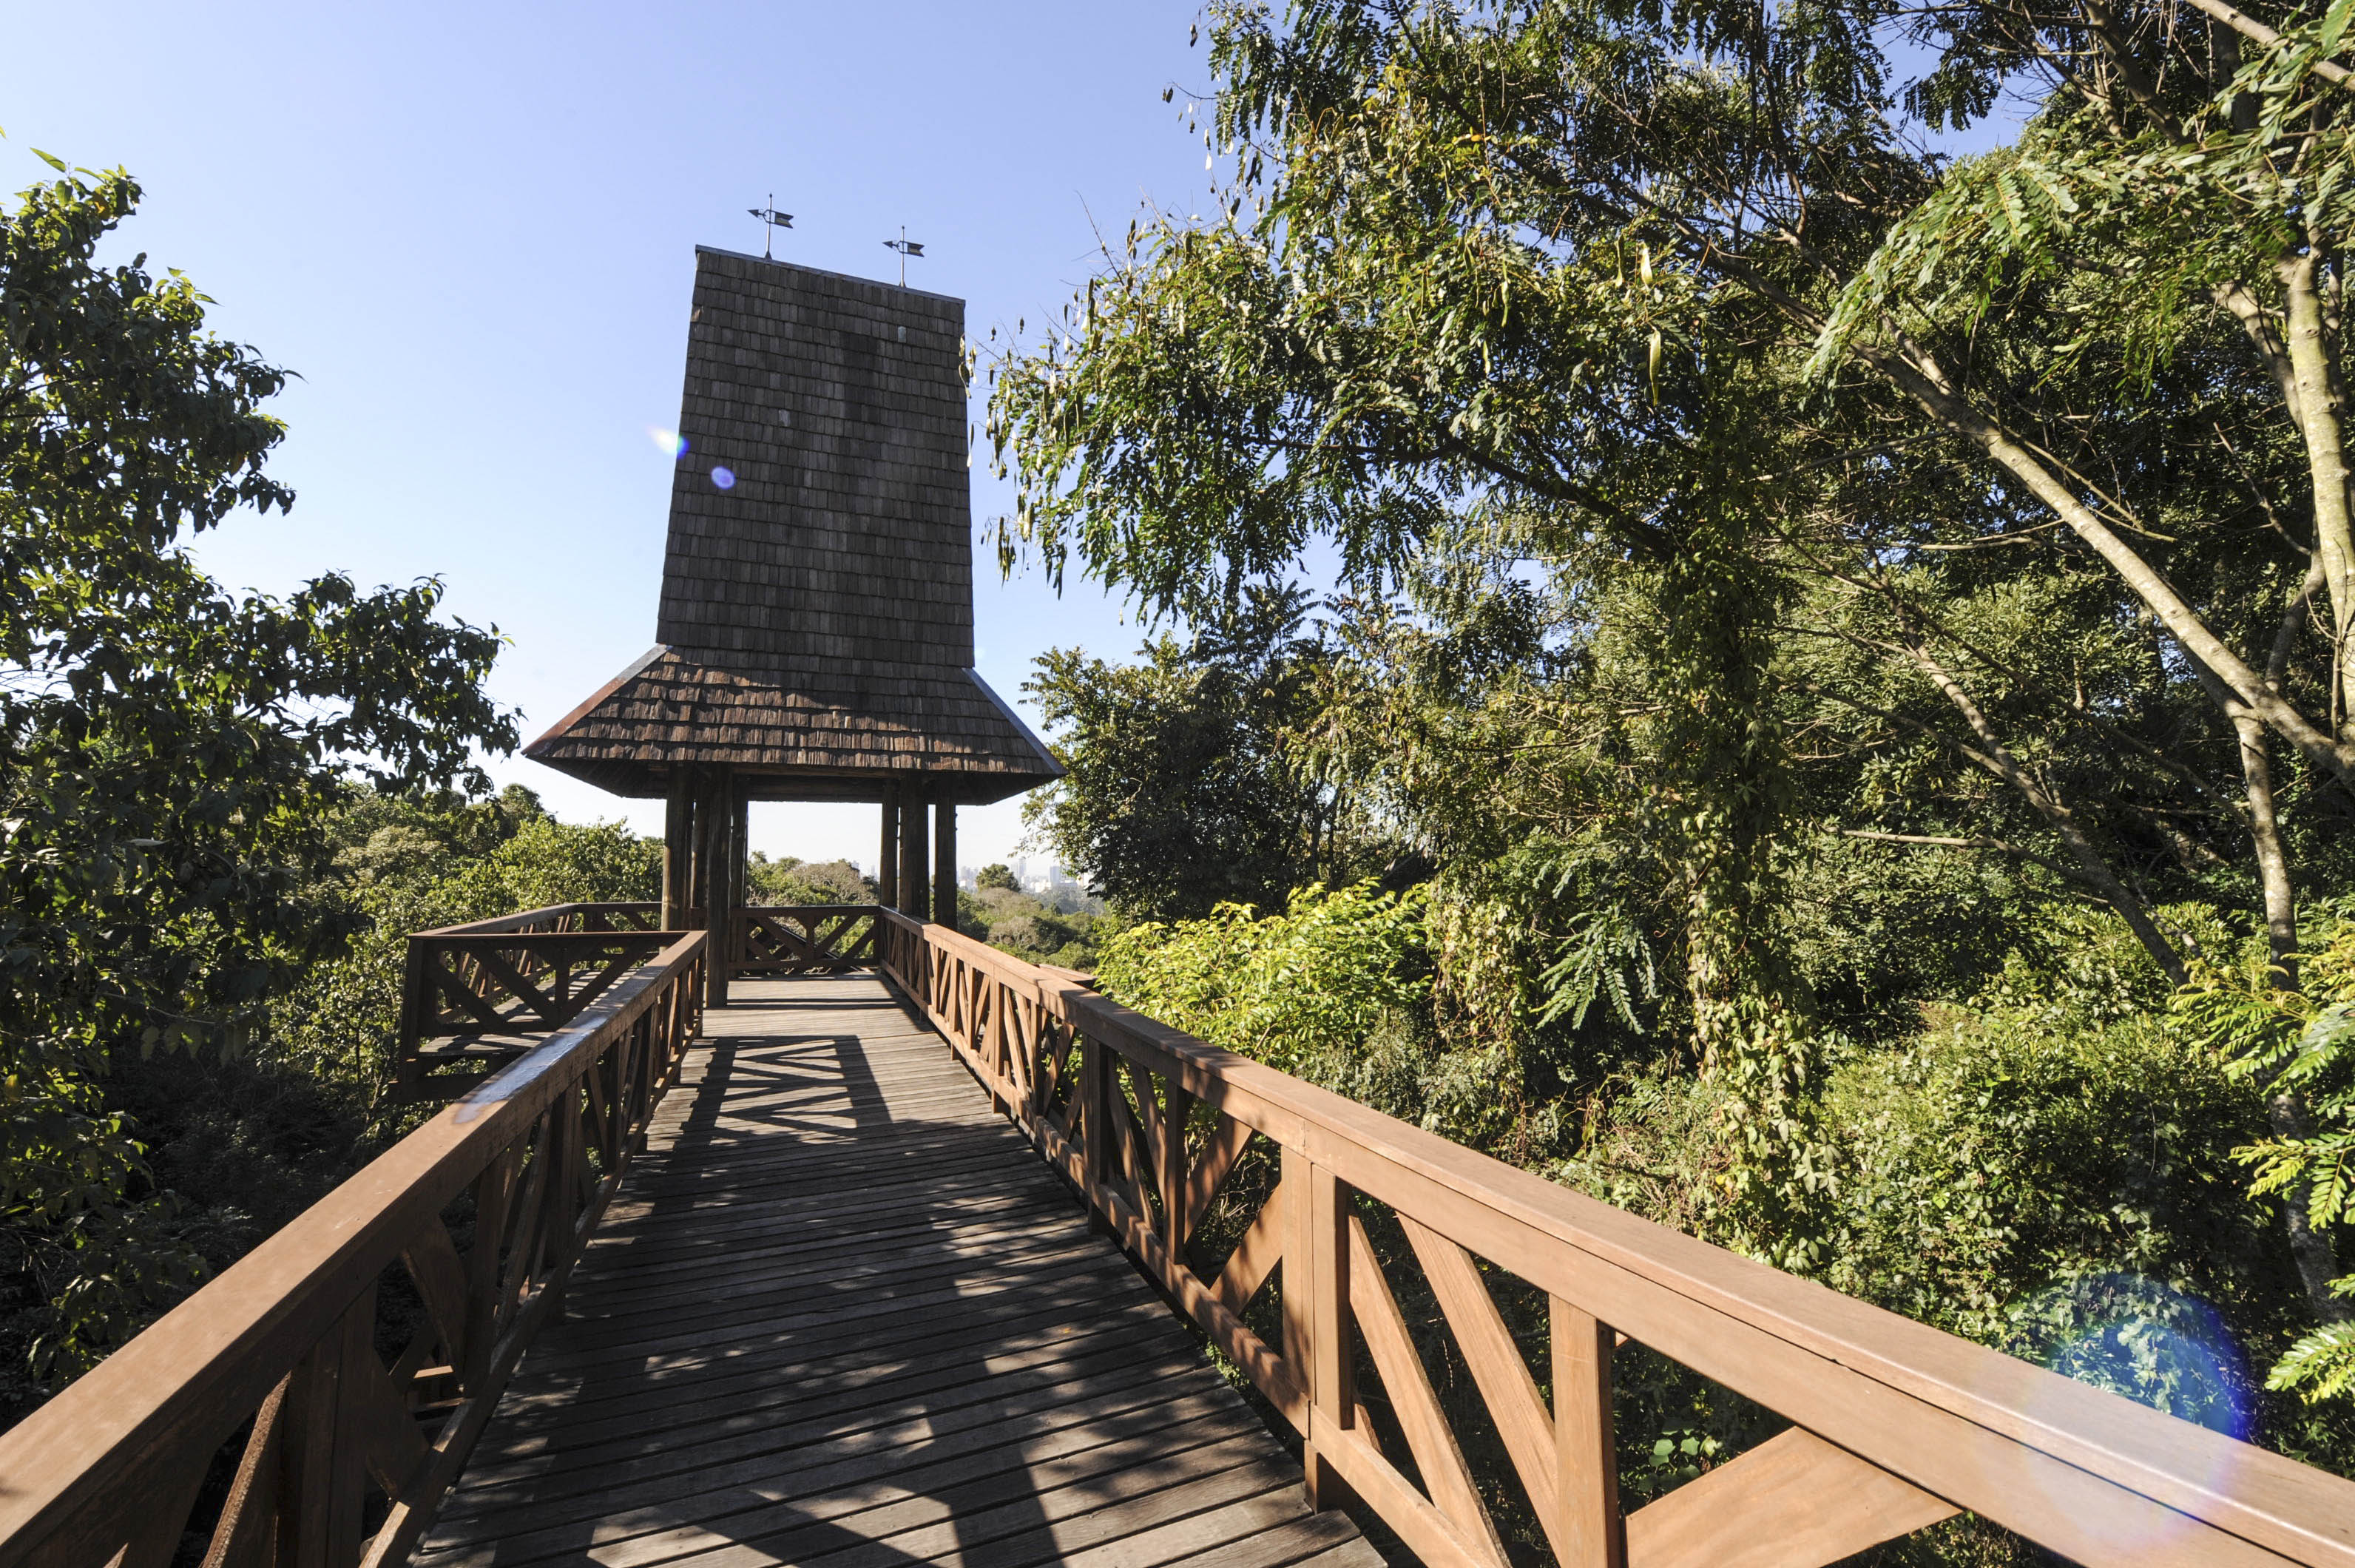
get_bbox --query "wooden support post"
[701,768,731,1009]
[1161,1084,1195,1264]
[878,790,900,909]
[462,1151,514,1397]
[731,783,750,925]
[1552,1297,1626,1568]
[1280,1146,1353,1512]
[933,800,958,933]
[1304,1160,1353,1510]
[278,1318,341,1568]
[899,791,930,921]
[661,775,691,930]
[277,1285,376,1568]
[684,768,709,922]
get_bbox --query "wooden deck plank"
[467,1319,1184,1467]
[414,974,1380,1567]
[454,1331,1213,1487]
[479,1298,1181,1433]
[425,1410,1274,1568]
[436,1352,1231,1515]
[482,1278,1170,1397]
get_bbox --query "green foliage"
[1570,910,2354,1457]
[975,862,1019,893]
[746,854,871,906]
[984,0,2355,1287]
[1815,0,2355,393]
[269,796,657,1118]
[1023,586,1362,919]
[961,882,1106,971]
[1095,881,1427,1075]
[1819,1004,2273,1365]
[1,783,660,1421]
[970,0,2355,1498]
[0,161,514,1388]
[2270,1307,2355,1403]
[432,815,659,920]
[2178,917,2355,1405]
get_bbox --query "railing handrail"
[874,906,2355,1568]
[410,902,876,941]
[0,929,709,1568]
[410,900,660,939]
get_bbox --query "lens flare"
[711,465,737,490]
[1962,1274,2252,1555]
[647,427,689,459]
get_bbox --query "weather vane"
[882,226,925,288]
[748,195,794,261]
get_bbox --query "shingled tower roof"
[524,248,1061,805]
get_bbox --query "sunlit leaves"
[1095,879,1429,1074]
[0,164,515,1382]
[1021,586,1347,916]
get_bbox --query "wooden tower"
[525,247,1061,989]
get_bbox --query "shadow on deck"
[414,975,1379,1568]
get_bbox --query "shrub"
[1094,881,1428,1073]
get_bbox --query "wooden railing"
[396,902,671,1099]
[400,903,884,1096]
[875,908,2355,1568]
[731,904,878,975]
[0,931,709,1568]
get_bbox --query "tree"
[1023,584,1365,918]
[976,863,1019,892]
[985,0,2355,1283]
[744,854,871,905]
[0,157,514,1380]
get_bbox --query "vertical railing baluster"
[279,1318,339,1568]
[1304,1160,1353,1510]
[278,1287,375,1568]
[542,1095,575,1290]
[1160,1080,1195,1263]
[1080,1033,1109,1222]
[325,1288,380,1568]
[1552,1298,1626,1568]
[462,1148,516,1396]
[396,937,430,1099]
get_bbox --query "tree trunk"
[1859,338,2355,781]
[2230,712,2343,1316]
[1896,639,2186,984]
[2234,558,2351,1322]
[2277,252,2355,734]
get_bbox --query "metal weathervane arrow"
[882,226,925,287]
[749,195,794,260]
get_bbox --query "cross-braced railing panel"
[0,934,709,1568]
[876,908,2355,1568]
[731,905,877,976]
[396,903,673,1100]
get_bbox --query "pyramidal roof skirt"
[524,247,1061,805]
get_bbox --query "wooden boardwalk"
[414,975,1383,1568]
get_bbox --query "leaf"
[2300,1002,2355,1057]
[2268,1318,2355,1403]
[2320,0,2355,58]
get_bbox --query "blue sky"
[0,0,1222,871]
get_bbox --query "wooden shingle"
[525,249,1061,805]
